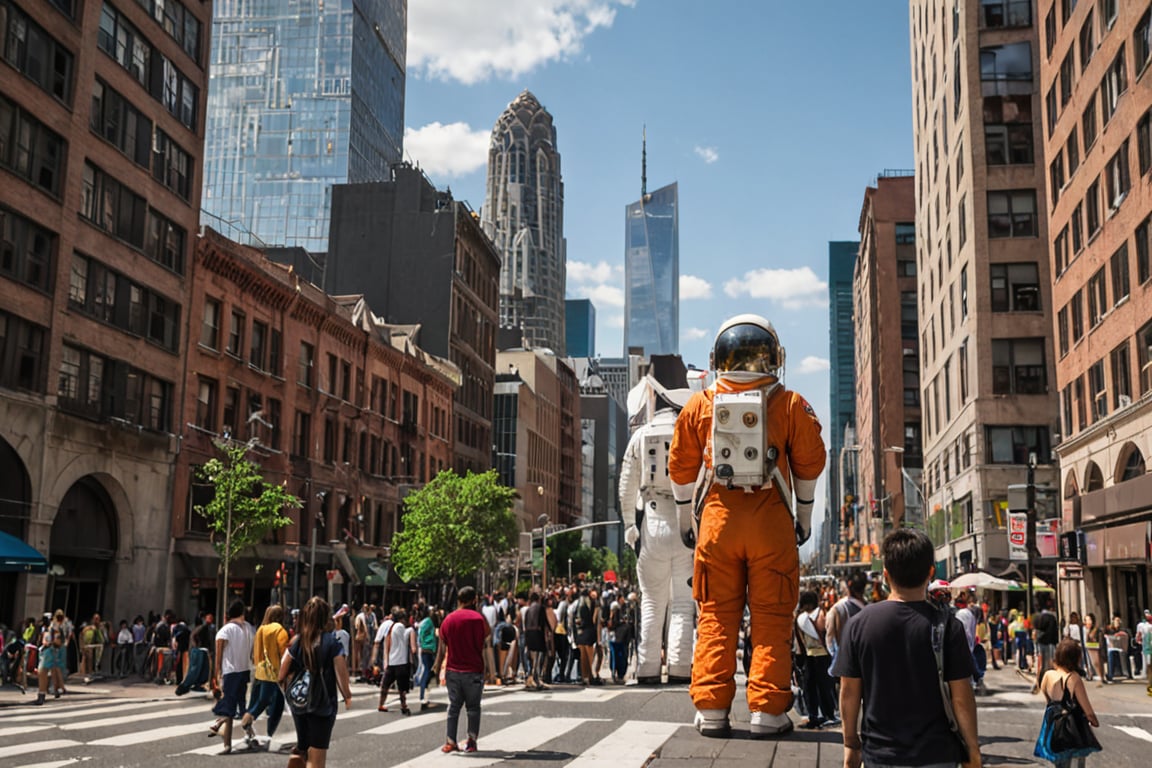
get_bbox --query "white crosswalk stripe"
[0,740,85,761]
[87,721,209,747]
[12,760,81,768]
[1113,724,1152,743]
[565,720,682,767]
[389,716,605,768]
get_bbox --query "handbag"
[1034,672,1102,762]
[282,638,331,715]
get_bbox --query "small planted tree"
[391,469,518,605]
[195,439,300,620]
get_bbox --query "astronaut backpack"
[642,420,675,494]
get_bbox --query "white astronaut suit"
[619,391,696,683]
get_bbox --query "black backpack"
[153,621,171,648]
[284,635,333,715]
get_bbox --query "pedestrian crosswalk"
[2,684,1152,767]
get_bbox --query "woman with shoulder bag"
[1035,638,1102,767]
[239,605,289,750]
[280,598,352,768]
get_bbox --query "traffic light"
[273,560,285,588]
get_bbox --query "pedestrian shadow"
[980,735,1029,746]
[980,755,1035,766]
[468,750,571,761]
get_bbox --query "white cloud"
[568,260,619,285]
[587,284,625,308]
[795,356,831,374]
[682,327,709,341]
[693,145,719,164]
[409,1,635,85]
[404,122,490,177]
[723,266,828,309]
[679,274,713,300]
[605,313,625,328]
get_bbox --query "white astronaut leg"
[665,536,696,679]
[636,543,670,679]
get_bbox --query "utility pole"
[1025,452,1037,620]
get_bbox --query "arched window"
[1084,461,1104,492]
[1063,468,1079,499]
[1116,443,1146,483]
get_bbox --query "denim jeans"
[445,670,483,743]
[609,641,629,679]
[245,679,285,736]
[418,650,435,700]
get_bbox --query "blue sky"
[402,1,914,542]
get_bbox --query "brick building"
[174,228,458,615]
[849,173,921,568]
[0,0,210,628]
[1039,0,1152,629]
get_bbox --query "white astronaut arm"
[618,432,643,524]
[793,476,818,546]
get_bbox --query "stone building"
[0,0,211,628]
[173,228,458,616]
[1039,0,1152,629]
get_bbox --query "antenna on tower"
[641,125,647,198]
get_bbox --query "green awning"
[0,531,48,573]
[350,556,390,586]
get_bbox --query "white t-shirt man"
[955,604,977,650]
[216,621,253,676]
[386,622,412,666]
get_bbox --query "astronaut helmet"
[711,314,785,377]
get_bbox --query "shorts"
[212,671,250,718]
[383,663,411,692]
[292,712,336,751]
[38,646,66,671]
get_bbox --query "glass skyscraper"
[202,0,406,253]
[565,299,596,358]
[624,181,679,356]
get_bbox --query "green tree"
[195,440,300,619]
[568,545,605,577]
[618,546,637,584]
[391,470,518,601]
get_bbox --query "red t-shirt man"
[440,595,488,674]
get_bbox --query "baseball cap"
[928,579,951,592]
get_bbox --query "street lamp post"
[1025,451,1037,620]
[568,558,573,584]
[538,513,550,591]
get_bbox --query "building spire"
[641,124,647,198]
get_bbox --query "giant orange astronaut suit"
[669,315,825,738]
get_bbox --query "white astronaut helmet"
[711,314,785,377]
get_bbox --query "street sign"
[1008,512,1027,561]
[326,569,343,584]
[519,531,532,559]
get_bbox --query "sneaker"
[243,723,257,743]
[464,737,478,753]
[799,718,824,729]
[441,741,459,753]
[750,711,794,738]
[693,709,731,738]
[377,705,388,712]
[824,716,842,728]
[421,701,431,711]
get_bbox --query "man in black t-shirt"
[832,529,979,768]
[1031,599,1059,691]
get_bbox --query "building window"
[1082,94,1098,150]
[1088,359,1108,421]
[68,253,180,351]
[1085,177,1101,238]
[1071,203,1084,253]
[1137,217,1152,285]
[0,310,47,393]
[298,342,314,387]
[1060,0,1077,25]
[1111,244,1130,305]
[1105,141,1130,211]
[1101,0,1118,30]
[57,345,171,430]
[903,353,920,406]
[1074,375,1087,429]
[1049,153,1064,204]
[1087,267,1107,328]
[1070,290,1084,342]
[1060,49,1075,106]
[959,340,969,403]
[81,163,146,248]
[960,265,968,317]
[1137,9,1152,74]
[200,298,220,349]
[987,190,1037,238]
[901,291,918,338]
[222,386,238,435]
[983,0,1031,28]
[293,410,311,458]
[267,397,281,450]
[1046,85,1058,137]
[895,222,915,244]
[152,130,192,201]
[1054,225,1069,276]
[1111,342,1132,409]
[196,376,217,431]
[89,79,151,168]
[1067,127,1080,176]
[1079,9,1095,71]
[250,320,267,370]
[980,42,1034,95]
[987,123,1034,165]
[1061,384,1074,438]
[0,94,66,197]
[898,259,917,277]
[990,263,1041,311]
[97,3,150,88]
[0,205,55,294]
[226,310,243,357]
[992,338,1047,394]
[143,210,186,274]
[1,0,74,103]
[986,426,1050,464]
[1138,320,1152,395]
[1058,306,1069,357]
[269,329,282,377]
[1101,44,1128,124]
[1045,6,1057,57]
[958,195,967,246]
[323,417,336,463]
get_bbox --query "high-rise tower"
[624,131,679,357]
[482,91,566,354]
[201,0,407,253]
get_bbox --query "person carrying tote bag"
[1034,638,1102,768]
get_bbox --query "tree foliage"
[391,469,518,585]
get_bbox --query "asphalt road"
[2,669,1151,767]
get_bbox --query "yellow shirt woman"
[252,622,288,682]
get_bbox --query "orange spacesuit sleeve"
[668,391,707,487]
[787,391,826,481]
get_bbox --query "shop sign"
[1008,512,1027,561]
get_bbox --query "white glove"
[794,477,817,547]
[625,525,640,548]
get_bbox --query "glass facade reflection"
[624,182,678,356]
[202,0,406,252]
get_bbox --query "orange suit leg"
[690,500,797,716]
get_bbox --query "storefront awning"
[350,555,389,586]
[0,531,49,574]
